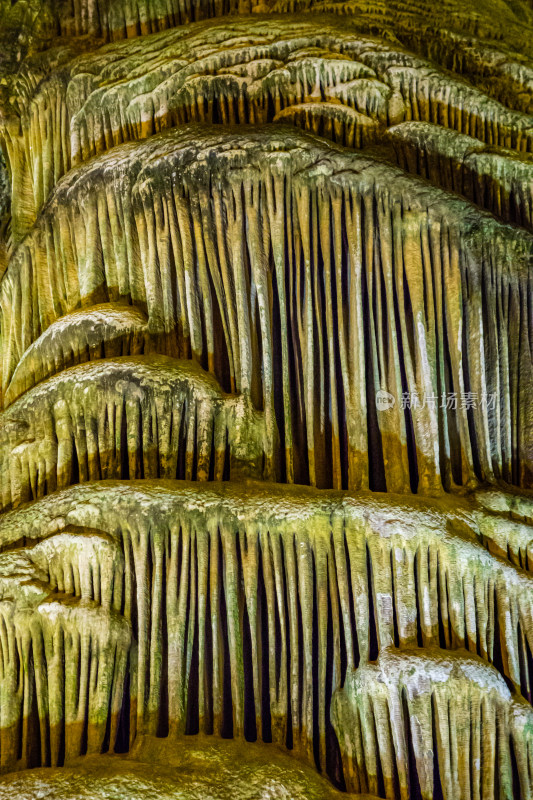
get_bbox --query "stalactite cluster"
[0,355,276,509]
[388,122,533,230]
[0,0,532,797]
[0,479,532,793]
[332,647,533,799]
[3,17,532,241]
[0,524,130,770]
[1,126,531,493]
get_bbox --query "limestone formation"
[2,125,531,492]
[0,525,130,769]
[388,122,533,229]
[0,0,532,797]
[3,302,149,405]
[0,735,377,799]
[332,647,533,799]
[0,355,276,509]
[3,17,532,239]
[0,480,531,787]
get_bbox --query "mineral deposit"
[0,0,532,796]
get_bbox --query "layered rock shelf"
[3,18,532,237]
[333,647,533,799]
[2,125,531,492]
[388,122,533,229]
[0,735,378,799]
[0,480,532,785]
[0,355,277,509]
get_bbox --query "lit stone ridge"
[0,0,532,797]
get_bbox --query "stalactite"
[271,0,533,67]
[331,646,533,799]
[392,25,533,114]
[0,526,124,609]
[2,125,530,491]
[0,479,531,778]
[1,0,532,795]
[55,0,245,39]
[7,0,532,100]
[0,355,277,510]
[273,103,380,148]
[3,16,532,233]
[0,527,130,772]
[388,122,533,229]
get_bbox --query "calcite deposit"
[332,647,533,798]
[0,735,377,799]
[2,125,531,492]
[0,0,532,797]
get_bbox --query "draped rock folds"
[3,17,533,239]
[3,303,149,407]
[332,647,533,799]
[0,480,532,789]
[0,521,130,771]
[0,355,277,509]
[0,0,532,797]
[2,125,531,492]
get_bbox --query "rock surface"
[0,735,378,799]
[0,355,277,509]
[0,480,531,781]
[2,125,531,492]
[332,646,533,799]
[0,0,532,797]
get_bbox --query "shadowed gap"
[258,545,272,743]
[366,543,379,661]
[158,534,170,737]
[361,218,386,491]
[219,534,233,739]
[402,687,422,800]
[398,264,419,493]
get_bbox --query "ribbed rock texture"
[0,0,532,797]
[332,647,533,799]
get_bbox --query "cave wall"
[0,0,532,797]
